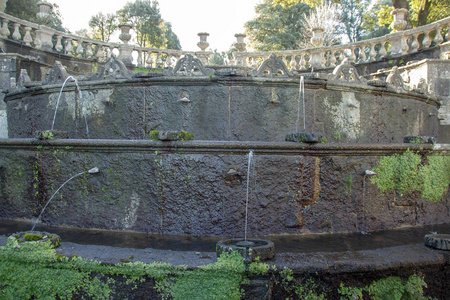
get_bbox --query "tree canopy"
[88,13,118,42]
[5,0,65,31]
[245,0,310,51]
[116,0,181,50]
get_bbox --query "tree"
[374,0,450,29]
[89,13,118,42]
[118,0,164,48]
[162,22,181,50]
[245,0,310,51]
[336,0,369,42]
[118,0,181,50]
[5,0,65,31]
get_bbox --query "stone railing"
[0,8,449,71]
[0,11,213,68]
[0,11,118,61]
[237,16,450,71]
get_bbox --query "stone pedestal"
[118,44,134,69]
[35,26,55,51]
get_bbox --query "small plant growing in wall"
[370,149,450,202]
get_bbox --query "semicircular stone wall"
[5,76,441,143]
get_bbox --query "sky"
[51,0,262,51]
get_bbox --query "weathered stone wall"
[0,140,448,236]
[5,77,440,143]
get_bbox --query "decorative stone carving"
[36,1,53,25]
[386,66,407,90]
[17,69,31,88]
[328,58,367,84]
[166,53,211,76]
[89,56,134,80]
[42,61,69,85]
[251,53,292,77]
[391,8,408,31]
[118,24,132,44]
[197,32,209,51]
[311,28,325,47]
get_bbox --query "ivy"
[370,150,450,202]
[0,236,268,299]
[339,274,430,300]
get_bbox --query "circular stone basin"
[216,238,275,262]
[424,234,450,251]
[12,231,61,248]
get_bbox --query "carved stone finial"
[328,58,367,84]
[386,66,407,90]
[90,56,134,80]
[17,69,31,88]
[42,61,69,85]
[252,53,292,77]
[167,53,210,76]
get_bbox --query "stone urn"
[119,23,133,44]
[311,27,325,47]
[197,32,210,51]
[234,33,246,52]
[391,8,408,31]
[36,1,53,25]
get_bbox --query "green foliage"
[41,131,54,140]
[118,0,181,49]
[174,131,194,141]
[149,130,159,140]
[339,274,430,300]
[5,0,65,31]
[1,236,276,299]
[419,155,450,202]
[370,149,421,196]
[89,12,118,42]
[370,150,450,202]
[245,0,310,51]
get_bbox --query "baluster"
[369,43,377,61]
[146,51,153,68]
[299,54,306,70]
[23,27,33,46]
[348,47,357,62]
[379,40,387,58]
[86,43,94,58]
[55,35,63,52]
[401,34,409,54]
[329,50,337,67]
[34,33,41,48]
[136,50,143,67]
[359,45,367,62]
[65,38,73,56]
[156,52,163,68]
[1,19,10,38]
[108,46,115,59]
[410,33,420,52]
[76,40,84,57]
[290,55,297,71]
[434,26,444,45]
[12,23,21,40]
[96,45,104,61]
[422,30,432,48]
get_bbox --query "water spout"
[296,76,305,132]
[244,150,254,241]
[31,167,99,231]
[51,76,89,138]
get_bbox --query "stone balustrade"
[0,9,449,71]
[0,11,118,61]
[239,16,450,70]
